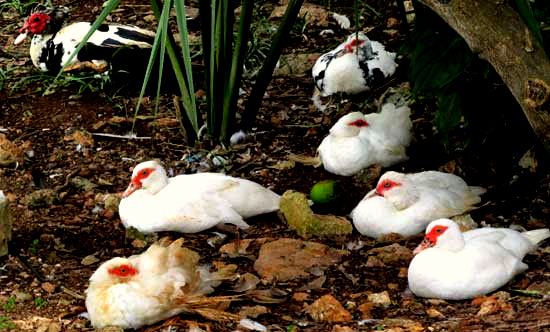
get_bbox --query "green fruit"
[310,180,339,204]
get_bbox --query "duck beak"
[14,23,30,46]
[122,181,140,198]
[413,238,433,255]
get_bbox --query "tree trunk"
[421,0,550,152]
[0,191,11,257]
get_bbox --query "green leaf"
[242,0,305,131]
[513,0,544,48]
[435,88,463,149]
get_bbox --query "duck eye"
[33,17,40,22]
[384,182,391,188]
[142,170,148,176]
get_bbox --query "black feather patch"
[98,24,109,32]
[101,38,125,47]
[38,39,64,72]
[314,54,335,91]
[114,27,155,45]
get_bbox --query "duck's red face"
[122,167,154,197]
[413,225,449,254]
[348,119,369,128]
[344,38,365,53]
[375,179,401,196]
[108,264,138,278]
[20,13,50,35]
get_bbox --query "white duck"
[118,160,280,233]
[317,103,411,176]
[86,239,238,329]
[312,32,397,98]
[408,218,550,300]
[351,170,485,238]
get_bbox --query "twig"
[61,286,86,300]
[91,133,151,140]
[54,168,80,194]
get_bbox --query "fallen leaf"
[254,238,347,282]
[368,291,391,307]
[81,255,100,266]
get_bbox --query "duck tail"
[523,228,550,246]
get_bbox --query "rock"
[15,291,32,302]
[0,191,10,257]
[367,244,413,266]
[0,133,30,167]
[24,189,59,208]
[472,291,514,316]
[292,292,310,302]
[70,176,96,191]
[426,308,445,318]
[219,238,270,256]
[280,190,353,239]
[305,294,352,323]
[41,282,55,293]
[365,256,385,268]
[101,193,121,211]
[270,3,329,27]
[368,291,391,307]
[254,238,348,282]
[332,325,355,332]
[125,227,158,244]
[63,129,94,148]
[239,305,269,319]
[379,318,424,332]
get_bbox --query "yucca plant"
[51,0,304,144]
[200,0,305,142]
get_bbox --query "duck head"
[122,160,169,197]
[413,218,464,254]
[341,32,374,60]
[88,257,139,287]
[15,5,68,45]
[374,171,418,210]
[329,112,369,137]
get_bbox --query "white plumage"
[317,102,412,176]
[351,170,485,238]
[118,160,280,233]
[312,32,397,97]
[408,219,549,300]
[86,239,236,328]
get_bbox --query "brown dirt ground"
[1,0,550,331]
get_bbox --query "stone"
[305,294,352,323]
[280,190,352,239]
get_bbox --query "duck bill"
[14,23,30,46]
[14,31,28,46]
[413,238,433,255]
[122,182,139,198]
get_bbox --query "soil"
[1,0,550,331]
